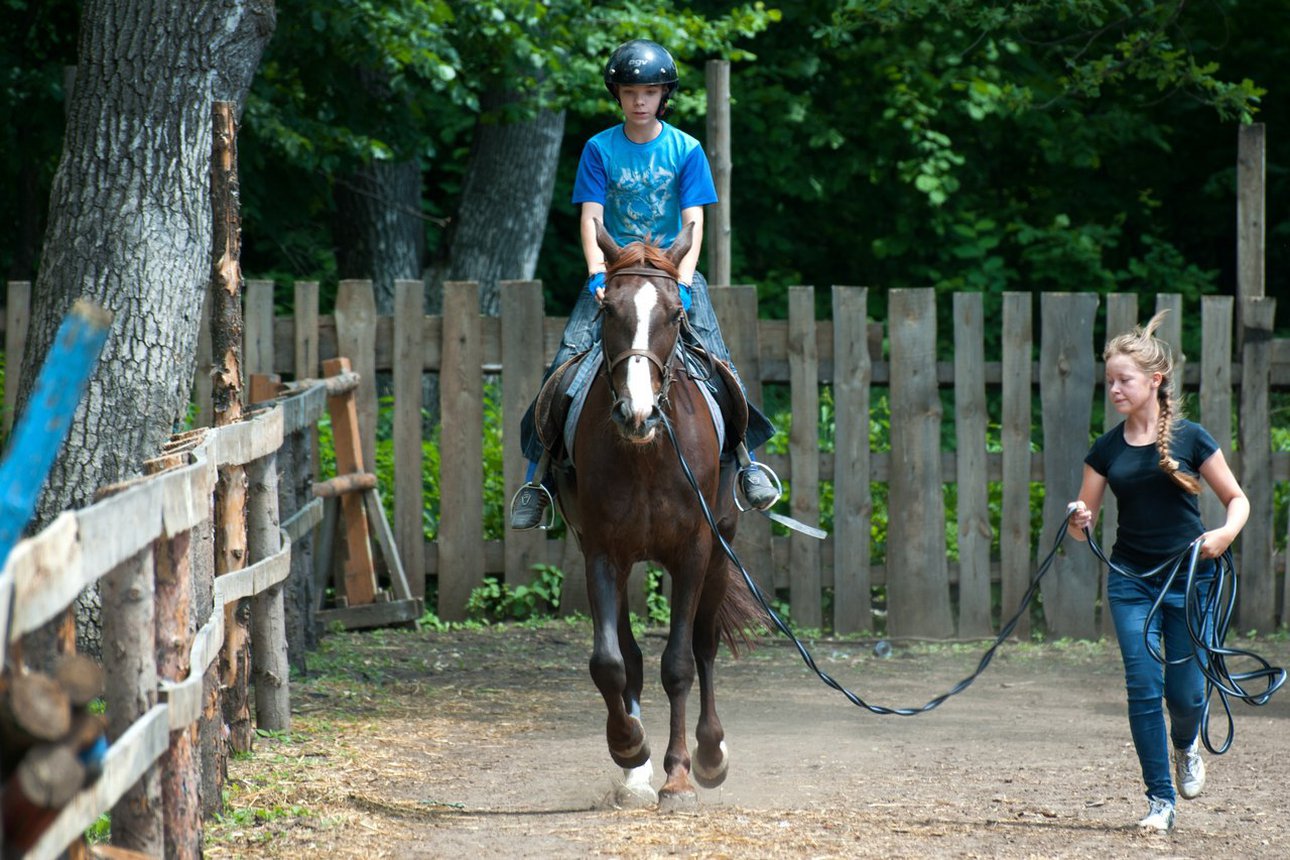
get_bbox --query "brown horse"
[553,220,766,810]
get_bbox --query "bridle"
[601,267,682,409]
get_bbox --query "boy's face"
[616,84,665,128]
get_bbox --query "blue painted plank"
[0,299,112,564]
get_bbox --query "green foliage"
[645,565,671,625]
[465,564,564,623]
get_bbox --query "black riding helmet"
[604,39,678,118]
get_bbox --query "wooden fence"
[4,282,1288,641]
[0,378,325,857]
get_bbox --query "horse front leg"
[585,554,655,806]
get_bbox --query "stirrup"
[509,481,556,530]
[735,461,783,513]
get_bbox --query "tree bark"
[334,159,425,316]
[439,89,565,316]
[16,0,274,663]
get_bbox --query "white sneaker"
[1174,738,1206,799]
[1138,797,1175,831]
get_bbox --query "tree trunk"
[334,159,425,316]
[16,0,274,662]
[440,90,565,315]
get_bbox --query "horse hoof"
[609,716,650,769]
[692,740,729,789]
[658,787,699,813]
[613,766,658,809]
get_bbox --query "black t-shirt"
[1084,419,1218,566]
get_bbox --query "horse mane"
[607,240,680,281]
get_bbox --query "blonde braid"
[1156,386,1200,494]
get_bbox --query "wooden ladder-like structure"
[252,356,422,632]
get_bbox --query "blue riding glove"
[586,271,606,295]
[678,281,692,313]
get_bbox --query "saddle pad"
[563,345,725,469]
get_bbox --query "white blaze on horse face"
[624,283,660,421]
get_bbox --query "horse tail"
[715,562,772,657]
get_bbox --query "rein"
[659,412,1286,734]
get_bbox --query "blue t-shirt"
[571,122,718,248]
[1084,419,1219,566]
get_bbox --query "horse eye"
[670,309,683,325]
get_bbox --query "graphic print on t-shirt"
[605,155,675,244]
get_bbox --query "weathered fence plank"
[248,451,289,731]
[831,286,871,634]
[1199,297,1234,531]
[710,285,773,595]
[1039,293,1099,639]
[244,279,275,383]
[394,279,426,598]
[1238,297,1275,631]
[293,281,320,381]
[1101,293,1137,638]
[439,281,484,620]
[1000,292,1033,639]
[335,280,379,472]
[887,289,952,638]
[500,280,544,591]
[788,286,822,628]
[954,292,991,637]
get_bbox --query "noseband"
[602,267,681,409]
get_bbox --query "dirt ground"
[207,620,1290,859]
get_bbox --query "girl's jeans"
[1106,561,1215,803]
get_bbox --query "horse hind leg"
[691,563,731,789]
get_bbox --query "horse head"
[596,219,693,445]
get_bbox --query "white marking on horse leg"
[614,758,658,808]
[693,740,729,786]
[624,285,659,421]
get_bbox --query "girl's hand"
[1066,500,1093,531]
[1198,527,1235,559]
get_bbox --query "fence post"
[394,279,427,598]
[4,280,31,436]
[248,450,290,730]
[103,548,162,853]
[155,530,200,859]
[335,280,378,473]
[1000,292,1033,640]
[438,281,484,620]
[1238,297,1275,631]
[831,286,871,634]
[1039,293,1100,639]
[787,286,822,628]
[501,280,545,592]
[1101,294,1137,638]
[953,292,991,637]
[887,288,952,638]
[704,60,731,288]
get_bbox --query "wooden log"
[787,286,822,629]
[704,60,732,288]
[287,371,360,397]
[311,472,377,498]
[831,286,872,634]
[248,452,290,732]
[322,356,377,606]
[280,431,315,672]
[215,462,252,755]
[54,655,105,709]
[154,531,199,860]
[102,549,161,855]
[2,743,87,854]
[189,512,222,821]
[1,672,72,751]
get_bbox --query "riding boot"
[510,452,554,530]
[735,442,781,511]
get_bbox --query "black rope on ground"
[660,413,1286,730]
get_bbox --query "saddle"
[534,341,750,466]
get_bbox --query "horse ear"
[667,221,694,266]
[595,219,621,263]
